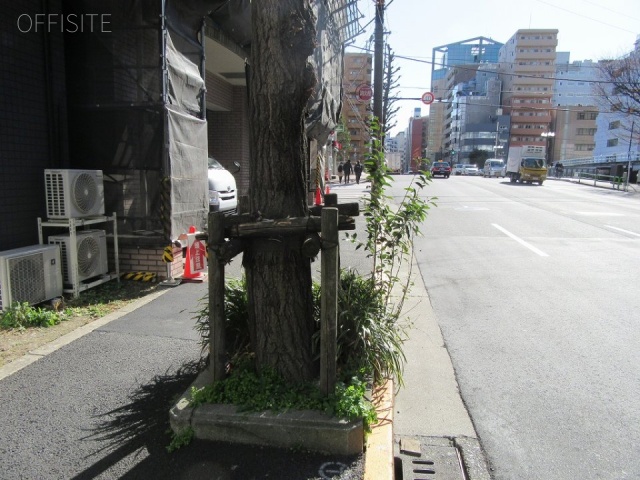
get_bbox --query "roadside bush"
[188,359,377,432]
[194,268,403,385]
[0,302,64,330]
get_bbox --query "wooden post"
[320,207,339,396]
[208,212,226,381]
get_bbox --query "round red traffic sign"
[356,83,373,102]
[421,92,435,105]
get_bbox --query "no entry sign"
[356,83,373,102]
[421,92,435,105]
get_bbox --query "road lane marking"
[604,225,640,237]
[576,212,625,216]
[492,224,549,257]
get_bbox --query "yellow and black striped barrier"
[121,271,157,282]
[162,245,174,263]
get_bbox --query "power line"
[534,0,638,35]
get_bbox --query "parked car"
[208,157,239,214]
[462,164,479,176]
[453,164,465,175]
[430,162,451,178]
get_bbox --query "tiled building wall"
[0,0,67,251]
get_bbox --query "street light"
[541,131,555,165]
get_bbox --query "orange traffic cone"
[182,226,207,282]
[315,186,322,206]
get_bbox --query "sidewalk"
[548,174,639,194]
[0,198,490,479]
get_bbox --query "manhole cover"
[395,437,465,480]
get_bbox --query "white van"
[483,159,505,178]
[208,157,239,214]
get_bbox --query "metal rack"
[37,213,120,298]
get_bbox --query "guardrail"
[576,172,626,190]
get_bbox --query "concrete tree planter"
[169,369,365,455]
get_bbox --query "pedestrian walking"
[354,160,363,184]
[344,159,352,184]
[337,161,343,183]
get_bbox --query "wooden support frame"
[320,208,339,396]
[205,198,357,392]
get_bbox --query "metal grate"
[8,255,46,306]
[396,437,466,480]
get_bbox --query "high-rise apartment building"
[429,37,503,162]
[498,29,558,157]
[341,52,373,163]
[552,55,600,163]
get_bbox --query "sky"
[348,0,640,136]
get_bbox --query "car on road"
[462,164,479,176]
[430,162,451,178]
[208,157,239,214]
[483,159,506,178]
[453,164,465,175]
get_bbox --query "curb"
[365,378,395,479]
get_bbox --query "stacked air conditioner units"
[0,169,109,309]
[44,169,109,286]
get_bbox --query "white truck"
[506,145,547,185]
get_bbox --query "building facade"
[498,29,558,158]
[429,37,503,162]
[341,52,373,164]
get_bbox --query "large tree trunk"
[244,1,317,383]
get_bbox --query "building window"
[576,144,595,151]
[577,112,585,120]
[577,128,597,135]
[607,138,619,147]
[608,120,620,129]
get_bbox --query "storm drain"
[395,437,466,480]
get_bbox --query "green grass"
[0,280,159,330]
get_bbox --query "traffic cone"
[182,226,207,282]
[325,183,330,195]
[315,186,322,206]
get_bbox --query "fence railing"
[576,172,626,190]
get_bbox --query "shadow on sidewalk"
[72,359,363,479]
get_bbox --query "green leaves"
[188,363,377,431]
[0,302,65,330]
[343,117,437,385]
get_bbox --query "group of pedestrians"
[337,159,363,184]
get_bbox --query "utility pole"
[373,0,384,131]
[626,119,635,191]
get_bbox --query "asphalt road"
[403,174,640,479]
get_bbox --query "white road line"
[604,225,640,237]
[492,223,549,257]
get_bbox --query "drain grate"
[395,437,466,480]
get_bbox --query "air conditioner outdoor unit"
[48,230,109,285]
[0,244,63,311]
[44,169,105,219]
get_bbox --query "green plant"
[345,117,436,384]
[332,270,405,383]
[194,277,252,361]
[0,302,65,330]
[194,271,403,385]
[188,362,377,432]
[166,426,194,452]
[0,280,159,332]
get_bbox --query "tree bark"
[245,1,317,382]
